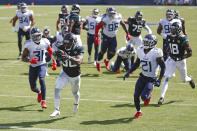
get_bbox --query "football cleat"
[93,61,96,66]
[73,104,79,114]
[131,72,135,74]
[144,93,152,106]
[104,59,110,70]
[189,79,195,89]
[134,111,143,119]
[50,109,60,117]
[114,70,120,74]
[37,92,42,103]
[158,97,164,105]
[96,62,101,72]
[41,101,47,109]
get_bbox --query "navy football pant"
[29,64,47,100]
[111,55,130,72]
[134,74,155,111]
[163,39,169,61]
[87,33,99,61]
[17,28,30,54]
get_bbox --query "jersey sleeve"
[77,46,85,54]
[156,48,163,58]
[182,35,189,45]
[29,10,34,16]
[142,19,146,27]
[85,16,89,21]
[159,19,163,25]
[24,41,30,49]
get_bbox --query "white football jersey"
[56,32,64,43]
[24,38,50,67]
[159,18,181,35]
[102,13,122,37]
[117,47,136,59]
[137,46,163,78]
[16,9,33,29]
[86,16,101,35]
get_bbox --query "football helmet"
[71,4,80,15]
[174,10,179,19]
[20,2,27,13]
[170,22,182,36]
[63,33,76,50]
[126,44,134,52]
[61,26,68,37]
[107,7,116,19]
[143,34,157,49]
[17,2,21,10]
[31,27,42,44]
[43,28,50,38]
[135,11,143,23]
[166,9,174,21]
[61,5,69,15]
[92,8,100,18]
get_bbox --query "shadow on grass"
[80,117,134,125]
[0,116,69,128]
[111,100,182,108]
[81,73,99,78]
[0,58,18,61]
[0,104,43,112]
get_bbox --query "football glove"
[12,27,16,32]
[52,63,57,71]
[126,33,131,41]
[154,80,161,87]
[29,57,38,64]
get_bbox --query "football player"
[158,22,195,105]
[83,8,101,65]
[174,10,187,36]
[125,11,152,70]
[123,34,165,119]
[157,9,181,61]
[56,5,70,31]
[50,33,84,117]
[22,27,56,109]
[9,2,21,24]
[110,44,136,74]
[12,2,35,59]
[68,4,83,46]
[95,7,130,71]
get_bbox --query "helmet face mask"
[71,4,80,15]
[126,44,134,54]
[143,34,157,49]
[43,29,50,38]
[166,9,174,21]
[107,7,116,19]
[20,3,27,13]
[61,5,68,15]
[31,28,42,44]
[170,22,182,36]
[63,33,75,50]
[92,8,99,18]
[135,11,143,23]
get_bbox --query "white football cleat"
[88,56,91,63]
[50,110,60,117]
[93,61,96,66]
[72,104,79,114]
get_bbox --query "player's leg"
[159,57,176,104]
[87,34,94,62]
[94,39,99,65]
[177,59,195,88]
[105,37,117,70]
[141,80,154,106]
[134,76,145,118]
[162,39,169,61]
[70,75,81,114]
[17,29,24,59]
[122,57,130,72]
[50,70,69,117]
[24,30,30,40]
[38,64,47,108]
[111,56,122,73]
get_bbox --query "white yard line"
[0,94,197,106]
[0,126,77,131]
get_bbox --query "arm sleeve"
[128,57,140,73]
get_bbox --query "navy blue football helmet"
[107,7,116,19]
[170,22,182,36]
[63,33,75,50]
[126,44,134,52]
[135,11,143,22]
[61,5,69,15]
[61,26,68,37]
[31,27,42,44]
[71,4,80,15]
[166,9,174,21]
[143,34,157,49]
[20,2,27,13]
[43,28,50,37]
[174,10,179,19]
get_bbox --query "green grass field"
[0,5,197,131]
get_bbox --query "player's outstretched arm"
[182,42,192,59]
[155,57,165,87]
[144,25,152,34]
[22,48,30,62]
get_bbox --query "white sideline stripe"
[0,74,187,85]
[0,126,77,131]
[0,94,197,106]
